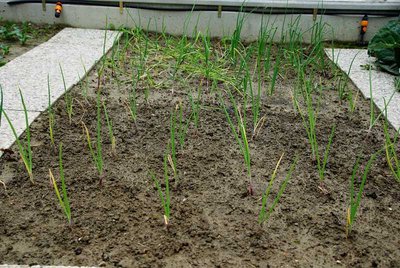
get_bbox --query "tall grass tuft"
[49,142,72,225]
[2,89,33,183]
[259,154,298,224]
[219,90,253,194]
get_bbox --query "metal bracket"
[313,8,318,21]
[42,0,46,12]
[119,1,123,14]
[218,5,222,18]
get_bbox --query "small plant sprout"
[259,154,298,224]
[2,89,33,183]
[49,143,71,225]
[59,64,73,124]
[169,109,178,177]
[188,84,202,130]
[176,102,192,150]
[383,113,400,182]
[150,155,171,226]
[220,90,253,194]
[47,75,55,148]
[82,91,104,184]
[102,101,116,155]
[346,151,380,237]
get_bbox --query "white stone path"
[325,48,400,130]
[0,27,120,156]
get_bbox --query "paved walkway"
[0,28,119,156]
[325,48,400,130]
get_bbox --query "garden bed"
[0,22,62,66]
[0,28,399,267]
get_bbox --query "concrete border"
[0,28,120,157]
[326,48,400,130]
[0,2,396,43]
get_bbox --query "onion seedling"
[269,48,282,95]
[49,143,71,225]
[230,5,246,64]
[298,79,335,180]
[47,75,55,148]
[102,101,116,155]
[188,84,202,129]
[383,114,400,182]
[259,154,298,224]
[59,64,73,124]
[346,151,380,237]
[2,89,33,183]
[219,90,253,194]
[202,32,211,80]
[176,102,192,150]
[150,155,171,226]
[169,109,178,177]
[82,91,104,184]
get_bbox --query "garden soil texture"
[1,34,400,267]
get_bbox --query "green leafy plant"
[150,155,171,226]
[368,19,400,75]
[49,143,71,225]
[346,151,380,237]
[259,154,298,224]
[0,44,10,55]
[0,23,31,45]
[2,89,33,183]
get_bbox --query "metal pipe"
[6,0,400,16]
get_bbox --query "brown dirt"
[0,36,400,268]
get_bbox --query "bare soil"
[0,37,399,267]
